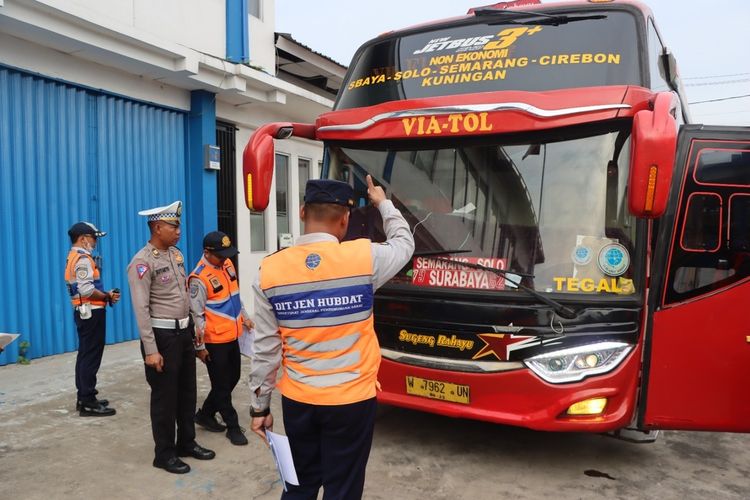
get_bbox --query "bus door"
[641,125,750,432]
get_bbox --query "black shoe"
[76,399,109,411]
[177,444,215,460]
[226,427,248,446]
[194,410,226,432]
[79,402,116,417]
[153,457,190,474]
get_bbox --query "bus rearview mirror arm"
[242,122,317,211]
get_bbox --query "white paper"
[0,333,20,350]
[238,327,255,358]
[266,430,299,489]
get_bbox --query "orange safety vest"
[64,249,107,307]
[260,238,378,406]
[190,258,243,343]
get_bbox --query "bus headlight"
[524,341,633,384]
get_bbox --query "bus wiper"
[512,14,606,26]
[427,256,578,320]
[473,8,558,19]
[473,7,606,26]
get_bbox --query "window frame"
[678,192,722,253]
[275,152,291,237]
[692,147,750,188]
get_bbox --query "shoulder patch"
[227,265,237,280]
[305,253,322,270]
[136,263,149,279]
[76,268,89,280]
[190,281,200,298]
[172,248,184,264]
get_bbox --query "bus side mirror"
[628,92,678,218]
[242,123,316,211]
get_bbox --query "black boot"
[76,398,109,411]
[226,427,248,446]
[194,409,226,432]
[79,401,116,417]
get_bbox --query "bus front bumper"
[376,346,641,432]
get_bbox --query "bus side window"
[666,147,750,302]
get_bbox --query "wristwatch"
[250,407,270,418]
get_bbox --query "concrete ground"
[0,341,748,499]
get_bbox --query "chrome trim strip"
[380,347,524,373]
[318,103,631,132]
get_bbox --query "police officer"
[189,231,254,446]
[127,201,215,474]
[249,176,415,499]
[65,222,119,417]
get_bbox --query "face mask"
[82,238,94,252]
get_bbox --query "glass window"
[666,146,750,303]
[298,158,310,232]
[298,158,310,205]
[248,0,261,19]
[276,153,289,235]
[337,11,640,109]
[695,148,750,186]
[327,124,638,296]
[672,265,735,294]
[680,193,721,252]
[647,20,669,92]
[250,212,266,251]
[729,195,750,251]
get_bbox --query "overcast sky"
[276,0,750,126]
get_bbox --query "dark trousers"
[281,396,377,500]
[73,308,106,403]
[141,326,197,462]
[200,339,241,429]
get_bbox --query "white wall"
[63,0,226,59]
[248,0,276,73]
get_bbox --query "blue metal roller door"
[0,66,188,365]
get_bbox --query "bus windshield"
[337,10,640,109]
[327,123,638,296]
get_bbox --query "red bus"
[243,0,750,440]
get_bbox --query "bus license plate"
[405,376,470,404]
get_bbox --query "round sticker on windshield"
[571,245,593,266]
[597,243,630,277]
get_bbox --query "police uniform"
[64,221,116,416]
[189,231,251,445]
[127,201,214,473]
[249,180,415,499]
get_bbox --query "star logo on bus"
[471,333,537,361]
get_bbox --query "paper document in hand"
[0,333,20,350]
[238,327,256,358]
[265,430,299,490]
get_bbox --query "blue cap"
[68,221,106,238]
[304,180,355,207]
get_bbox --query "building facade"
[0,0,345,364]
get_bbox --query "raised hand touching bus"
[366,175,386,208]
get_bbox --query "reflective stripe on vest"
[64,249,106,307]
[190,258,243,343]
[260,238,378,405]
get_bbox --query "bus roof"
[375,0,654,41]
